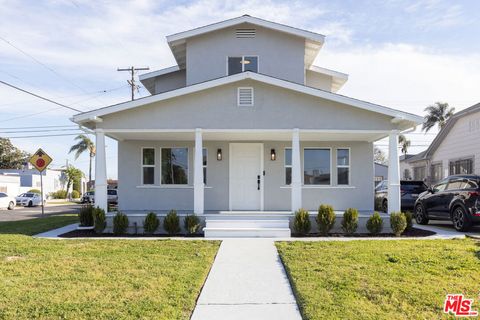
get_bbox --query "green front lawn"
[277,239,480,319]
[0,218,220,319]
[0,214,78,235]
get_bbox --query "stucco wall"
[99,80,397,131]
[185,23,306,86]
[118,140,374,212]
[154,69,186,94]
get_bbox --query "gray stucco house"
[72,15,422,236]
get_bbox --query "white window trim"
[303,147,332,187]
[160,147,190,186]
[284,147,292,186]
[226,55,260,75]
[336,147,351,186]
[141,147,155,185]
[237,87,254,107]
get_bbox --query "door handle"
[257,175,261,190]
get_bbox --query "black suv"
[414,175,480,231]
[375,180,428,212]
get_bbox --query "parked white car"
[0,192,15,210]
[16,192,45,207]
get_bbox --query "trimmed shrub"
[163,210,180,235]
[366,212,383,235]
[113,211,129,235]
[316,204,336,236]
[28,189,41,194]
[390,211,407,237]
[184,214,200,235]
[341,208,359,235]
[143,212,159,234]
[71,190,80,199]
[403,211,413,230]
[293,208,311,235]
[78,205,94,227]
[50,190,68,199]
[93,207,106,234]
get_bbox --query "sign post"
[29,148,53,217]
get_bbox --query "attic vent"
[237,87,254,106]
[236,28,256,38]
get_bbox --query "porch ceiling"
[104,129,389,142]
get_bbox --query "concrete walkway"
[191,239,301,320]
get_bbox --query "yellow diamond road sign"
[29,148,52,172]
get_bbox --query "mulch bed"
[292,227,436,238]
[59,229,203,238]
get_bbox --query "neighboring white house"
[0,174,21,197]
[71,15,422,236]
[400,102,480,185]
[0,168,86,197]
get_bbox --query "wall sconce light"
[270,149,276,161]
[217,148,222,161]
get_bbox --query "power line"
[4,133,83,139]
[0,35,107,105]
[0,125,77,130]
[0,80,82,112]
[0,128,82,134]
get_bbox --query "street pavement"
[0,204,81,222]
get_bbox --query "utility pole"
[117,66,149,101]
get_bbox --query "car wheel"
[28,200,33,207]
[451,206,472,232]
[415,204,429,225]
[7,201,14,210]
[382,199,388,213]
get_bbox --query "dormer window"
[228,56,258,75]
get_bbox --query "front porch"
[94,128,403,218]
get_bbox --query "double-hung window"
[449,158,473,175]
[285,148,292,185]
[161,148,188,185]
[228,56,258,75]
[142,148,155,185]
[304,148,331,185]
[337,148,350,185]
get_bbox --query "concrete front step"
[204,227,291,238]
[206,219,289,228]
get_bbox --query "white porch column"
[194,128,204,214]
[291,128,302,212]
[388,130,401,213]
[94,129,108,212]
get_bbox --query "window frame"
[413,166,426,181]
[141,147,156,185]
[430,161,443,184]
[336,148,351,186]
[226,55,260,75]
[203,148,207,185]
[303,147,332,186]
[284,147,292,186]
[449,157,474,175]
[160,147,190,186]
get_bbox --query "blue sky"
[1,0,479,179]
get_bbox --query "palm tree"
[398,134,411,155]
[69,134,95,186]
[422,102,455,132]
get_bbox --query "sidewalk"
[191,239,301,320]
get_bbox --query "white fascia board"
[166,15,325,44]
[72,72,423,125]
[138,66,181,81]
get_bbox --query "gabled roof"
[166,15,325,69]
[72,71,423,127]
[413,102,480,160]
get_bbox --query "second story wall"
[185,23,305,86]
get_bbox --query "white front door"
[229,143,263,210]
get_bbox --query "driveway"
[414,220,480,238]
[0,204,81,222]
